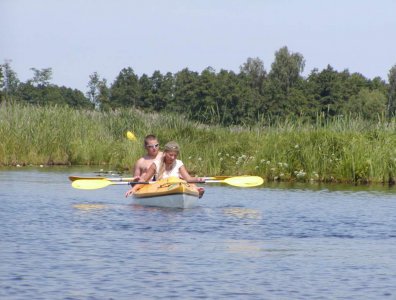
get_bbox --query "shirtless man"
[133,135,163,180]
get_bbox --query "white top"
[154,159,184,179]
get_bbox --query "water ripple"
[1,169,396,299]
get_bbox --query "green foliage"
[1,61,92,107]
[343,89,387,120]
[86,72,101,108]
[59,86,93,108]
[1,60,20,101]
[268,46,305,94]
[173,68,200,115]
[17,82,93,108]
[137,71,175,111]
[306,65,345,117]
[109,67,140,108]
[0,67,3,103]
[2,48,396,126]
[239,57,266,92]
[3,103,396,186]
[29,67,52,87]
[388,65,396,117]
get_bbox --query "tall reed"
[2,102,396,184]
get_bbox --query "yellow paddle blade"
[223,176,264,187]
[72,179,113,190]
[126,131,137,141]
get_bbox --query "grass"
[2,102,396,184]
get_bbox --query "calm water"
[1,167,396,300]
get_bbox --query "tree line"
[1,46,396,126]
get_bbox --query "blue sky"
[1,0,395,92]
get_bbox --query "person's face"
[145,139,159,155]
[164,151,178,164]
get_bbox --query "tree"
[17,80,92,107]
[138,71,175,111]
[268,46,305,94]
[342,72,369,103]
[109,67,140,108]
[0,65,3,102]
[173,68,199,115]
[86,72,101,109]
[86,72,110,110]
[138,74,154,109]
[29,67,52,87]
[150,70,167,111]
[368,76,387,94]
[197,68,260,125]
[388,65,396,117]
[1,60,20,101]
[58,87,93,108]
[97,79,110,111]
[194,67,217,123]
[17,81,62,105]
[306,65,344,117]
[343,88,387,120]
[160,72,176,109]
[266,47,305,116]
[239,57,266,93]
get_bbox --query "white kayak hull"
[133,193,198,208]
[132,177,200,209]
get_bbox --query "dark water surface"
[1,167,396,299]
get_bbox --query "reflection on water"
[223,207,262,219]
[73,203,107,210]
[1,167,396,299]
[224,239,264,254]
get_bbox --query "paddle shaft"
[71,175,263,190]
[69,176,136,182]
[104,181,151,186]
[69,175,232,182]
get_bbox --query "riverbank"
[1,102,396,184]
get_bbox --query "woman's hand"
[125,187,136,197]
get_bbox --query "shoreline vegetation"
[1,102,396,185]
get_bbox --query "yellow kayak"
[133,177,200,208]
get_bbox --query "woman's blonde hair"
[164,141,180,152]
[157,141,180,179]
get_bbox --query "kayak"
[133,177,200,208]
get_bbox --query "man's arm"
[133,158,144,177]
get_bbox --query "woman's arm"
[179,165,205,198]
[125,163,156,197]
[179,165,204,182]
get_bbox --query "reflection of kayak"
[133,177,199,208]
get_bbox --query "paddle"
[205,176,264,188]
[69,175,136,182]
[204,176,232,180]
[68,175,232,182]
[72,179,147,190]
[71,176,264,190]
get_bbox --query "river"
[1,167,395,299]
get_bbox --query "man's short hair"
[144,134,158,146]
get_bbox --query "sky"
[1,0,396,92]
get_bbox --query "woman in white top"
[125,141,205,197]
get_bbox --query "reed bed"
[2,102,396,184]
